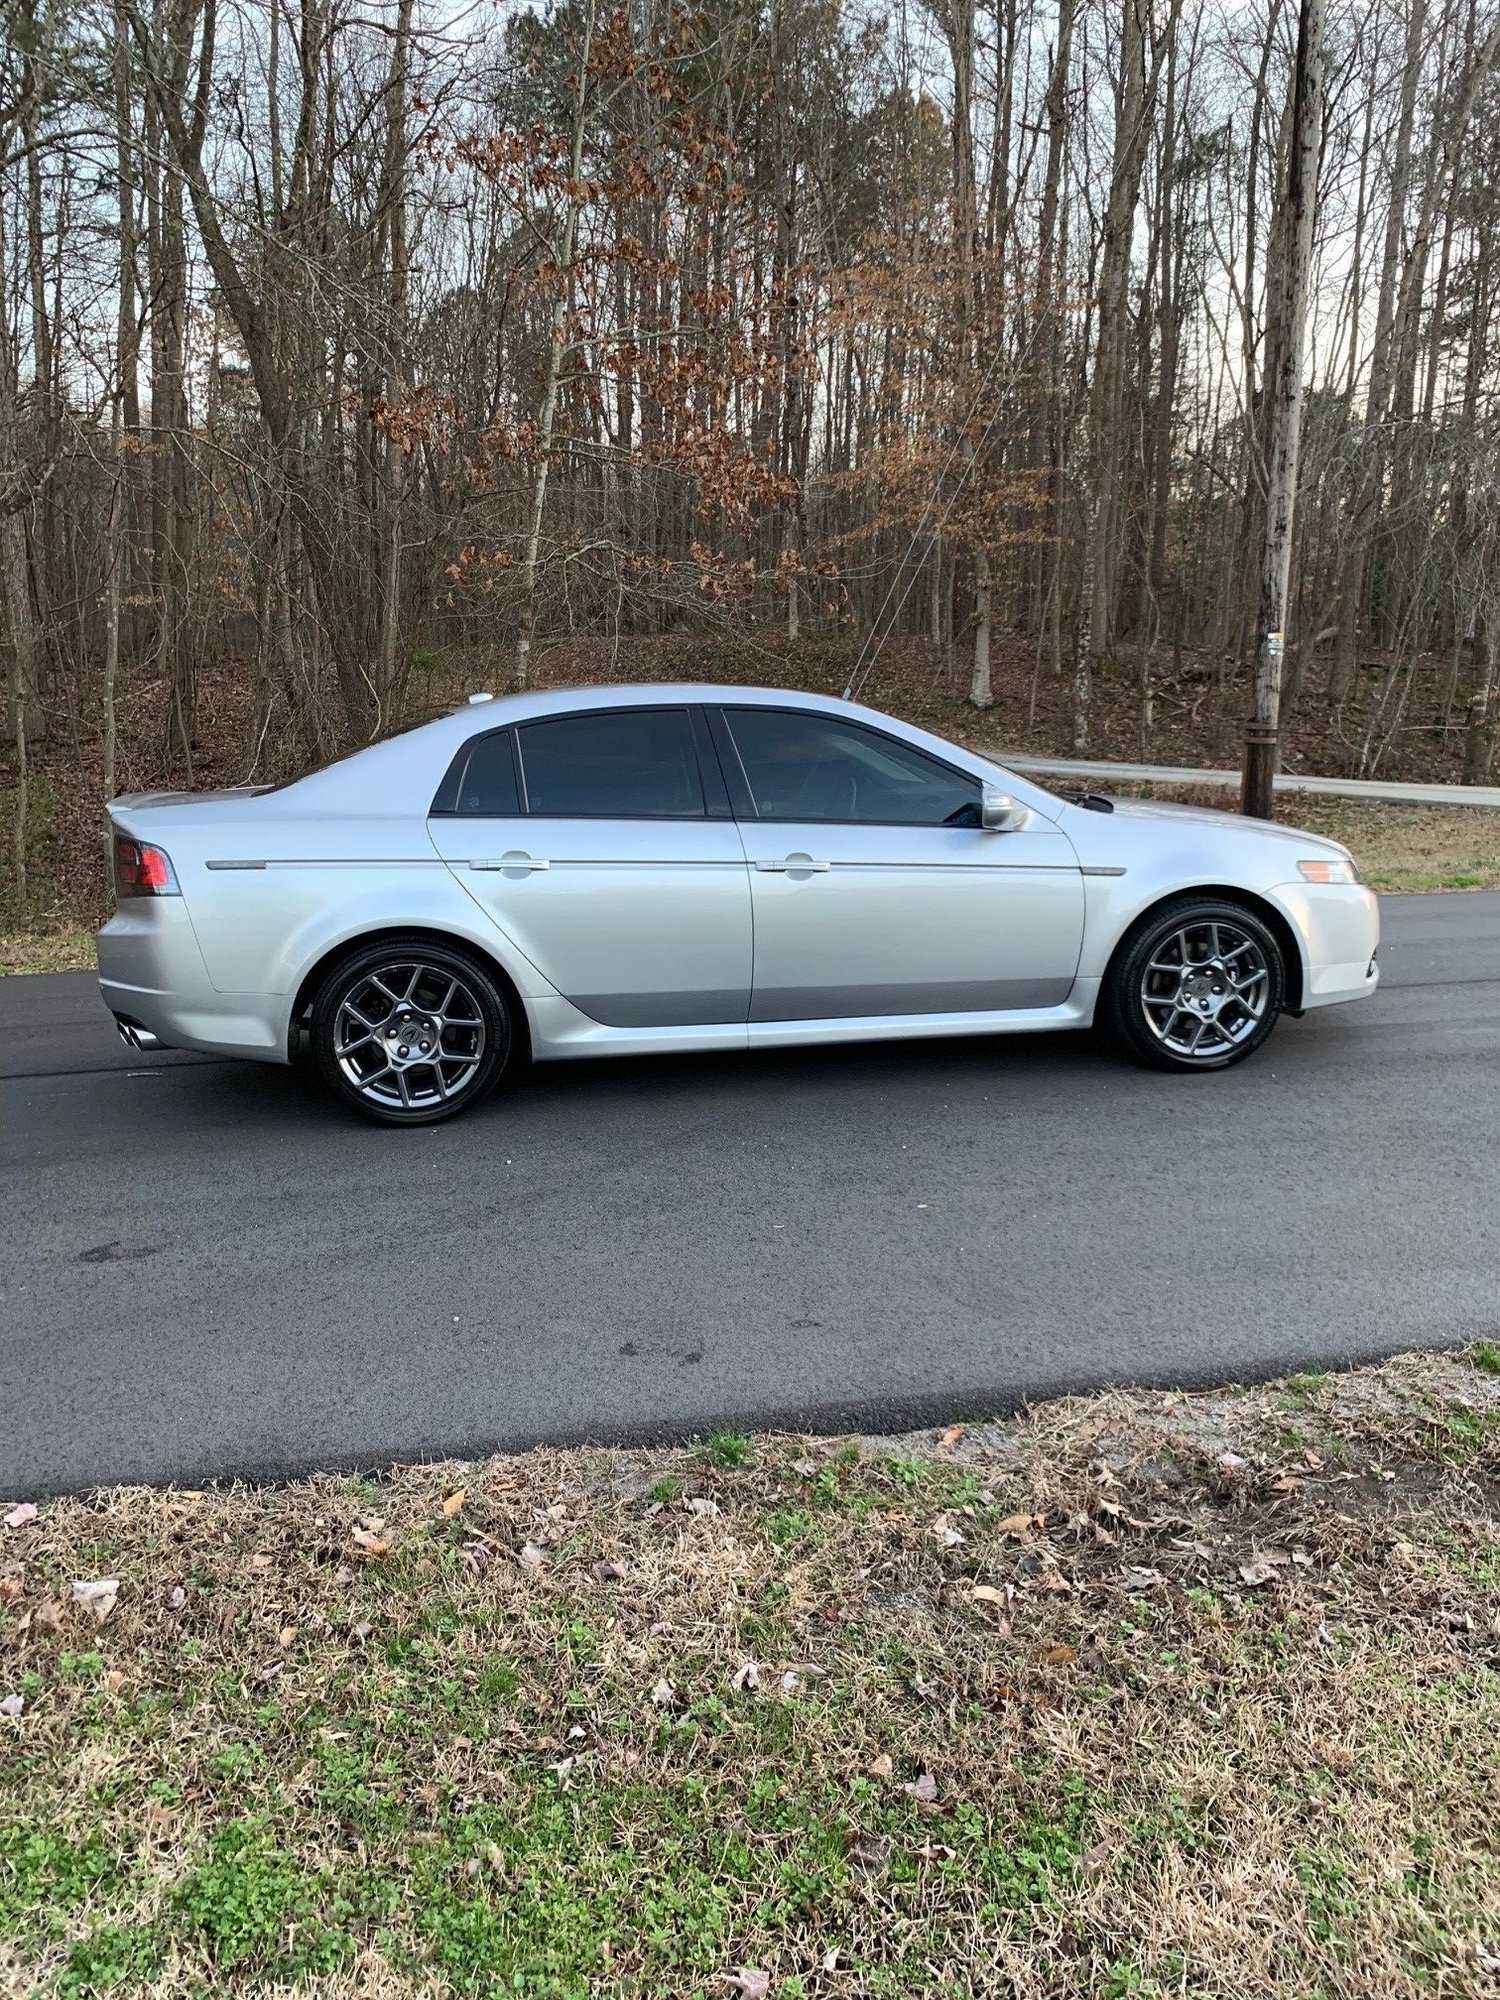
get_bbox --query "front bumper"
[97,902,289,1063]
[1274,881,1381,1010]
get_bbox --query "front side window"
[516,708,705,818]
[723,708,982,826]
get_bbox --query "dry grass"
[3,1350,1500,1999]
[0,930,96,977]
[1275,799,1500,891]
[1078,785,1500,893]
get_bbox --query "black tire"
[310,935,514,1124]
[1102,897,1286,1073]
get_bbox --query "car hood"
[1092,794,1350,857]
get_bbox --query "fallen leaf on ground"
[938,1424,964,1449]
[997,1512,1036,1536]
[518,1542,546,1569]
[731,1661,760,1691]
[967,1583,1008,1607]
[0,1694,23,1717]
[904,1770,939,1803]
[441,1489,466,1517]
[650,1677,676,1706]
[867,1753,894,1779]
[4,1503,37,1530]
[70,1579,119,1621]
[915,1841,956,1860]
[1119,1566,1164,1591]
[1033,1642,1078,1667]
[1238,1560,1276,1587]
[350,1530,389,1560]
[592,1559,625,1584]
[724,1969,770,2000]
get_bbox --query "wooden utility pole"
[1241,0,1324,818]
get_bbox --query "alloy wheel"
[1137,917,1270,1061]
[332,959,488,1112]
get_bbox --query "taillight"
[113,833,180,898]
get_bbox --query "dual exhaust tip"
[113,1013,162,1052]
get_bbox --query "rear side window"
[441,731,521,816]
[517,708,705,818]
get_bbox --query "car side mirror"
[980,787,1029,833]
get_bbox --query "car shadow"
[101,1007,1332,1135]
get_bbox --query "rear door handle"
[755,854,830,873]
[470,853,549,872]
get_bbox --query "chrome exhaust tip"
[113,1014,162,1052]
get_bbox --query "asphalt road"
[4,891,1499,1497]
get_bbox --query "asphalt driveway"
[3,890,1498,1495]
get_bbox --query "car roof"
[277,682,1062,816]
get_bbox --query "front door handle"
[755,853,831,873]
[470,852,550,873]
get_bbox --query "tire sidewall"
[1107,899,1285,1072]
[310,938,512,1124]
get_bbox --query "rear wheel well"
[288,927,532,1061]
[1103,887,1304,1014]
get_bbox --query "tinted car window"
[517,708,705,818]
[724,708,982,825]
[450,731,521,815]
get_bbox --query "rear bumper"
[97,903,289,1063]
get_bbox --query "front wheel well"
[1102,887,1305,1014]
[287,927,532,1061]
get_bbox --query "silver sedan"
[98,684,1380,1123]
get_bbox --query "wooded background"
[4,0,1500,914]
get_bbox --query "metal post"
[1241,0,1324,819]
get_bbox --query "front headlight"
[1297,856,1362,885]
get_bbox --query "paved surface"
[999,753,1500,810]
[4,892,1499,1496]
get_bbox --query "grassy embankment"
[3,1348,1499,1998]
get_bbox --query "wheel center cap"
[1180,966,1226,1014]
[384,1013,437,1064]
